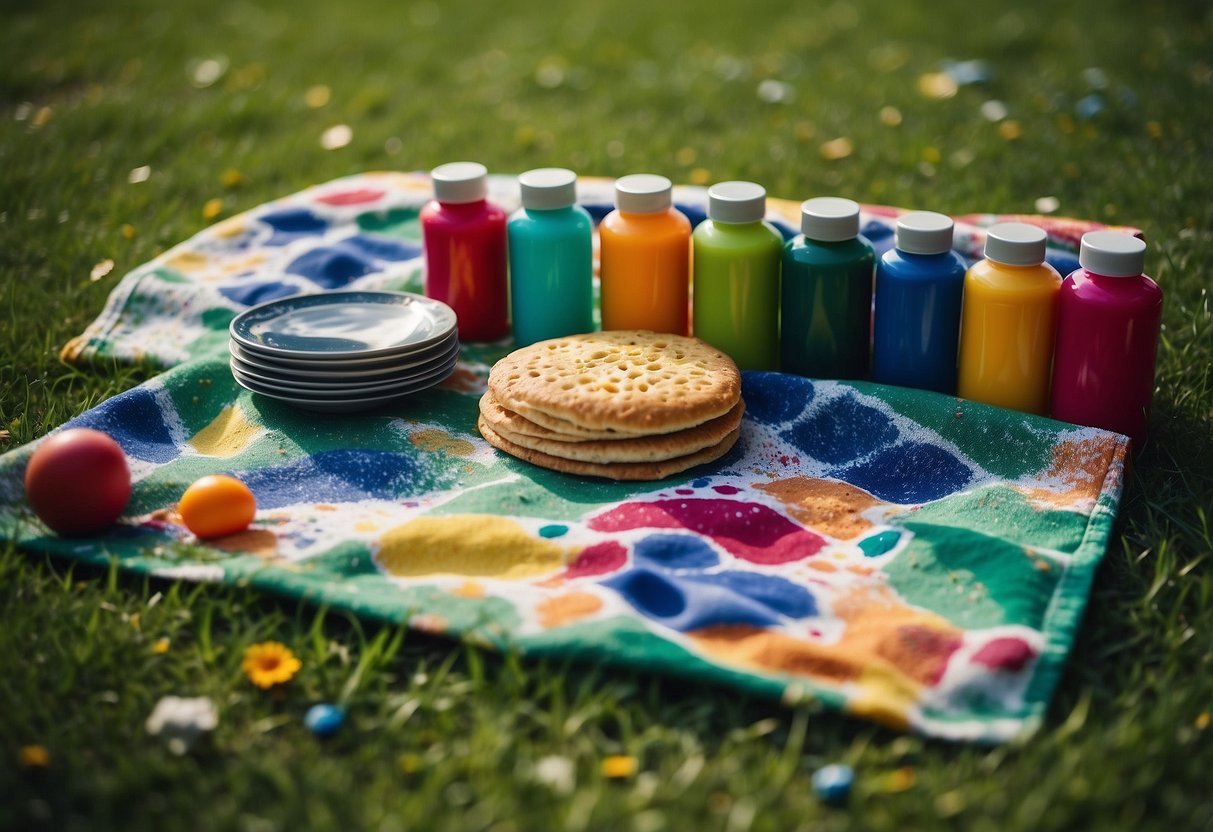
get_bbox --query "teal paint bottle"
[507,168,594,346]
[780,197,875,379]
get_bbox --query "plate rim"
[229,337,460,382]
[229,290,457,360]
[231,351,459,400]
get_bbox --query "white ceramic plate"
[229,338,461,385]
[230,291,456,361]
[231,353,458,411]
[228,349,456,400]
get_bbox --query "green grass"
[2,0,1212,828]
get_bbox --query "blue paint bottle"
[871,211,967,393]
[507,168,593,346]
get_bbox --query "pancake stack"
[478,330,743,480]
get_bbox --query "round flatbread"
[486,400,744,463]
[478,392,648,441]
[478,417,741,481]
[487,330,741,434]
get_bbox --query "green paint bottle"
[780,197,875,379]
[692,181,783,370]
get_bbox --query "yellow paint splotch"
[165,251,210,273]
[377,515,570,580]
[410,428,474,456]
[189,404,263,457]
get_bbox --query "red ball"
[24,428,132,537]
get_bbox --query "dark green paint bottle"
[780,197,875,379]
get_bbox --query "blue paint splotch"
[219,279,305,308]
[783,393,899,465]
[340,234,422,262]
[741,372,814,425]
[238,450,425,509]
[260,208,329,246]
[633,533,720,570]
[685,570,818,619]
[832,441,975,504]
[603,568,782,632]
[71,387,179,463]
[285,245,378,289]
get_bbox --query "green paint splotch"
[885,521,1062,630]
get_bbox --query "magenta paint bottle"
[421,162,509,342]
[1050,231,1162,449]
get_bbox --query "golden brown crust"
[487,331,741,433]
[488,400,744,463]
[477,417,740,481]
[478,392,647,441]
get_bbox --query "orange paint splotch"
[1020,433,1128,508]
[536,591,604,628]
[315,504,338,512]
[807,560,839,573]
[755,477,885,540]
[209,528,279,560]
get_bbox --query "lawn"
[2,0,1212,829]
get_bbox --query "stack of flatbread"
[478,330,744,481]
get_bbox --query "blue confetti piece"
[812,763,854,805]
[304,703,346,738]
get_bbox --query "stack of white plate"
[228,291,459,413]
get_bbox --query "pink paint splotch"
[588,499,824,565]
[971,637,1037,673]
[316,187,386,206]
[566,541,628,579]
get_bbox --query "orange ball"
[178,474,256,539]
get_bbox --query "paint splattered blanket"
[1,173,1132,743]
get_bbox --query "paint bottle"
[507,168,593,346]
[780,197,875,379]
[599,174,692,335]
[1050,231,1162,448]
[692,181,783,370]
[957,223,1062,414]
[420,162,508,342]
[871,210,967,393]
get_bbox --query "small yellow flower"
[121,224,137,240]
[203,198,224,220]
[221,168,244,188]
[600,754,637,779]
[19,745,50,768]
[152,637,171,654]
[242,641,301,689]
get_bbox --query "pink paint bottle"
[1050,231,1162,449]
[421,162,509,342]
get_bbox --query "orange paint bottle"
[599,174,692,335]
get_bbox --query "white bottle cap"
[518,168,577,210]
[615,174,673,213]
[984,222,1047,266]
[707,181,766,224]
[1079,230,1146,277]
[431,162,488,204]
[801,197,861,241]
[895,210,954,255]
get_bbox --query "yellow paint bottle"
[957,222,1061,414]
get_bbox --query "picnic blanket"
[1,172,1132,743]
